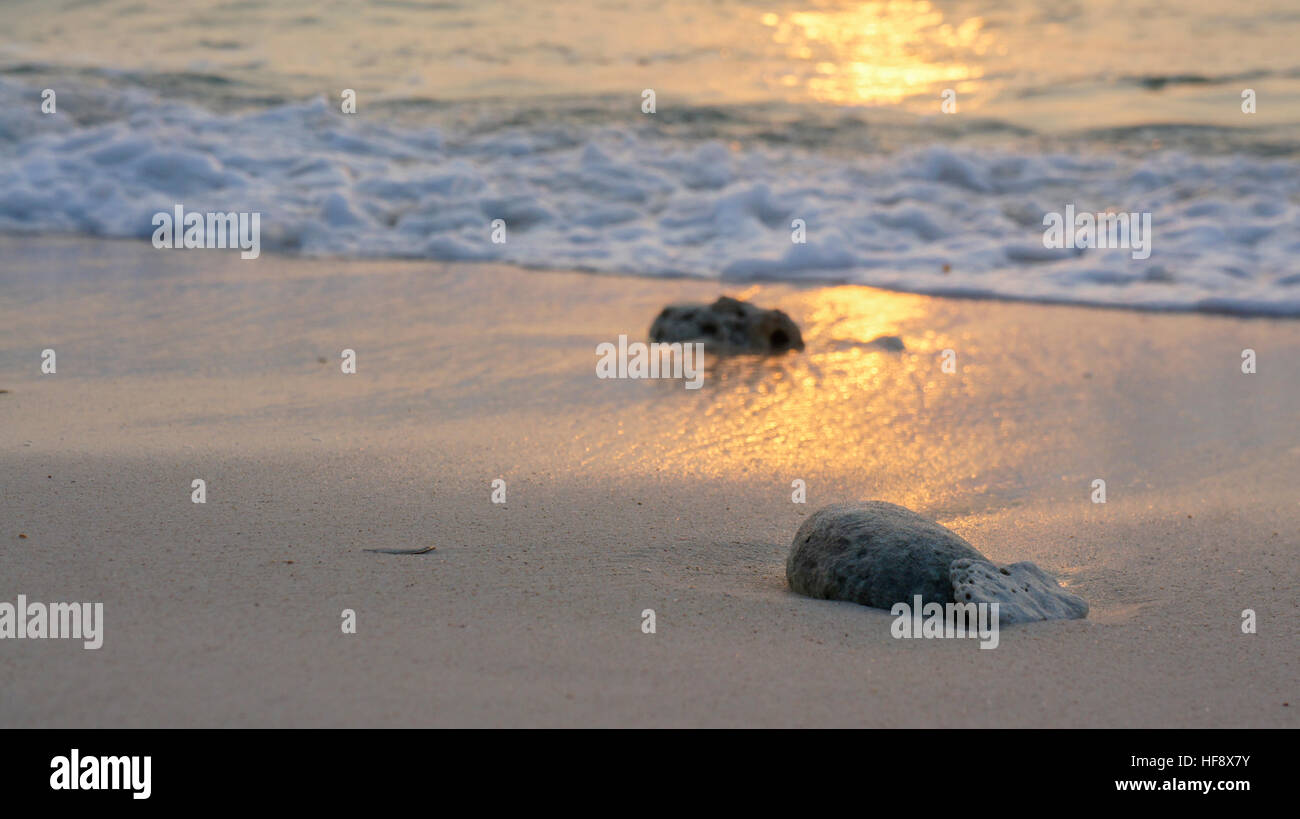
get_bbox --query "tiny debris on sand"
[364,545,437,555]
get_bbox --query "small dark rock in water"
[650,296,804,355]
[869,335,905,351]
[787,501,1088,625]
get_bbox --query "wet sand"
[1,237,1296,726]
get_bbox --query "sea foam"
[1,80,1297,314]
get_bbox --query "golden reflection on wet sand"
[633,284,1027,515]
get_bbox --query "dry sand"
[1,236,1296,727]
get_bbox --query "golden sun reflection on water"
[762,0,991,105]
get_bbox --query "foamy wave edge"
[2,84,1298,315]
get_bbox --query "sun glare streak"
[763,0,992,105]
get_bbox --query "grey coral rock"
[649,296,804,355]
[787,502,985,609]
[868,334,906,351]
[950,559,1088,625]
[786,501,1087,625]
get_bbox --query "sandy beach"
[1,235,1295,727]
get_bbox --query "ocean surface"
[2,0,1299,313]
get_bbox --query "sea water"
[0,0,1297,313]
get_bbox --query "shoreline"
[17,233,1300,319]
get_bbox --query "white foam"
[2,81,1297,314]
